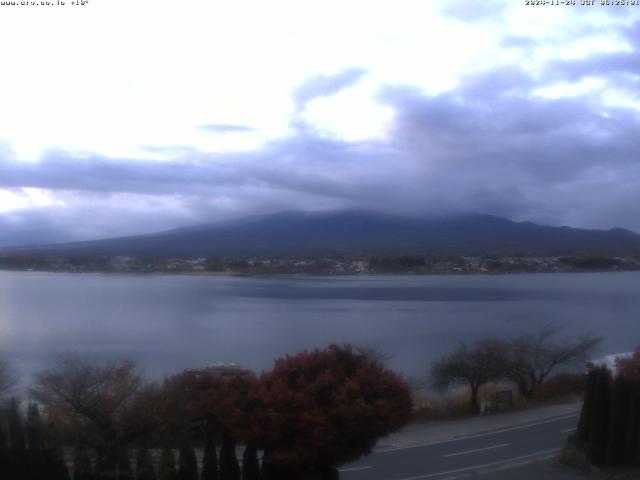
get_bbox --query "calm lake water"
[1,271,639,383]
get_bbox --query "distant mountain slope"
[3,210,640,257]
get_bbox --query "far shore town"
[1,252,639,275]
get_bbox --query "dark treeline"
[0,345,413,480]
[2,252,640,276]
[574,348,640,467]
[0,399,69,480]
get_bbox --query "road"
[339,410,586,480]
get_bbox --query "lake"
[1,271,639,384]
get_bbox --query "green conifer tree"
[577,370,596,440]
[241,443,259,480]
[606,374,632,465]
[136,447,156,480]
[587,366,611,464]
[0,422,9,480]
[177,445,198,480]
[157,447,177,480]
[96,450,120,480]
[73,444,95,480]
[47,443,71,480]
[626,381,640,466]
[118,450,135,480]
[8,397,26,453]
[24,403,47,480]
[259,454,294,480]
[219,432,240,480]
[8,397,27,479]
[201,431,218,480]
[26,403,44,452]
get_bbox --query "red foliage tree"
[615,347,640,379]
[158,369,264,442]
[255,344,413,472]
[157,345,412,478]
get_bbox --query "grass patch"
[412,373,586,423]
[557,442,591,471]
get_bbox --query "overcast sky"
[0,0,639,245]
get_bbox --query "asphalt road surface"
[339,411,585,480]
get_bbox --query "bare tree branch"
[355,344,394,364]
[505,325,602,399]
[430,339,510,413]
[29,353,155,477]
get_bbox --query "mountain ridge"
[2,210,640,258]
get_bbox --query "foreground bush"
[255,344,413,476]
[576,365,640,466]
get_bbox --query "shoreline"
[1,268,639,277]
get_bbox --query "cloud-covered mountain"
[5,210,640,258]
[1,7,640,246]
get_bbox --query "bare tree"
[505,325,602,399]
[355,344,394,364]
[30,353,158,479]
[431,339,509,413]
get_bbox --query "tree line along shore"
[2,325,632,479]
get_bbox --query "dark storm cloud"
[377,65,640,227]
[0,142,390,202]
[2,44,640,244]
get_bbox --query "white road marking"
[562,427,576,433]
[338,466,372,473]
[443,443,508,458]
[394,448,560,480]
[433,475,471,480]
[475,459,533,475]
[378,413,578,453]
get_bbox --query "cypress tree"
[96,450,118,480]
[0,422,9,480]
[136,447,156,480]
[157,447,177,480]
[259,454,295,480]
[587,366,612,465]
[201,431,218,480]
[26,403,44,452]
[118,450,135,480]
[577,370,595,440]
[8,397,27,480]
[259,453,274,480]
[241,443,259,480]
[627,381,640,466]
[606,374,631,465]
[177,445,198,480]
[219,433,240,480]
[73,444,95,480]
[25,403,46,480]
[0,421,7,455]
[47,443,71,480]
[8,397,26,453]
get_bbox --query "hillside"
[3,210,640,258]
